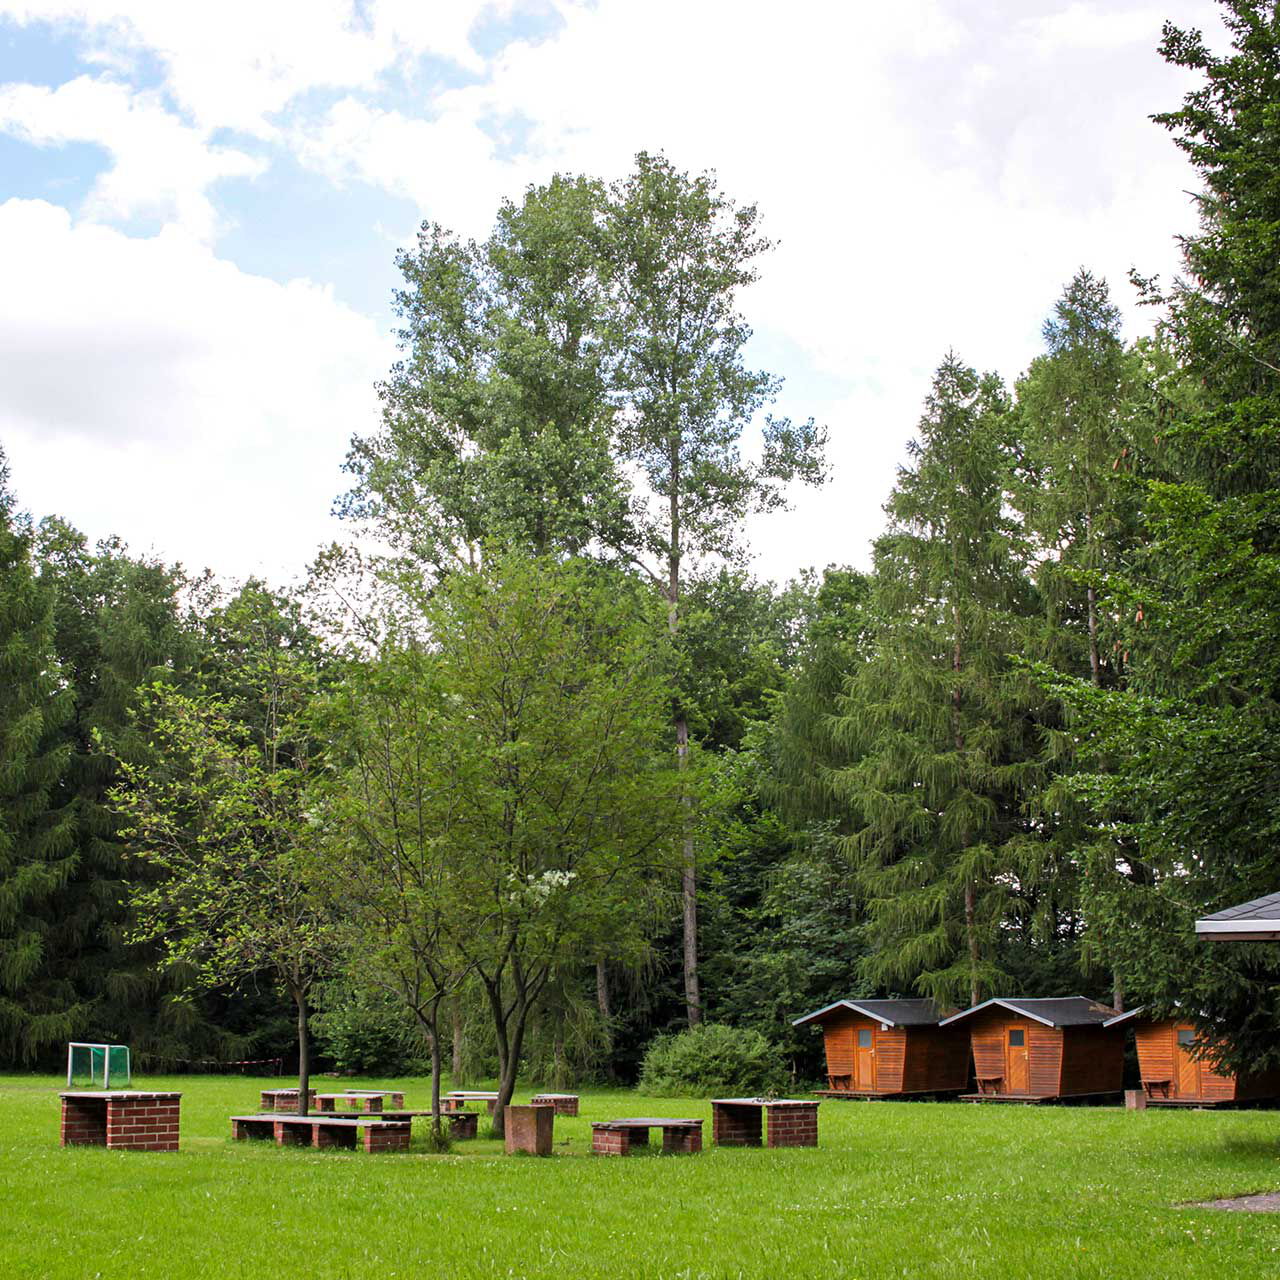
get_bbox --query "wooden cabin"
[792,999,969,1097]
[1104,1009,1280,1107]
[941,997,1124,1102]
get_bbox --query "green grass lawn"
[4,1074,1280,1278]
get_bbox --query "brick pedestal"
[661,1125,702,1155]
[530,1093,579,1116]
[60,1092,181,1152]
[591,1125,633,1156]
[505,1104,554,1156]
[446,1111,478,1139]
[711,1099,819,1149]
[1125,1089,1148,1111]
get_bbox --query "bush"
[639,1023,788,1097]
[311,983,427,1075]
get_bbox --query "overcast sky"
[0,0,1226,587]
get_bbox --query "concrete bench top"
[445,1091,499,1099]
[231,1113,407,1127]
[711,1098,818,1107]
[60,1091,180,1100]
[529,1092,578,1099]
[592,1118,702,1129]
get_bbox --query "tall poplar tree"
[0,452,76,1059]
[829,357,1039,1007]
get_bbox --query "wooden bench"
[230,1113,411,1152]
[591,1118,702,1156]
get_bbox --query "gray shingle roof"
[792,998,948,1028]
[1196,892,1280,940]
[939,996,1119,1029]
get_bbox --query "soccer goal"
[66,1043,131,1089]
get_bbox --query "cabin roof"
[940,997,1119,1029]
[1196,891,1280,941]
[1101,1006,1146,1029]
[791,998,947,1028]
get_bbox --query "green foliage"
[310,982,425,1075]
[638,1023,788,1097]
[0,452,77,1060]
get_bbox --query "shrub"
[639,1023,788,1097]
[311,983,427,1075]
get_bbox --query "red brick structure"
[60,1092,181,1152]
[446,1111,478,1138]
[530,1093,579,1116]
[504,1104,554,1155]
[711,1098,819,1148]
[260,1088,316,1112]
[590,1118,702,1156]
[231,1114,410,1152]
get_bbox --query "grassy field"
[4,1074,1280,1278]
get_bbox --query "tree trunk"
[677,715,701,1026]
[451,1000,466,1088]
[294,990,310,1117]
[1112,973,1124,1014]
[965,882,980,1007]
[596,958,610,1021]
[1087,583,1102,687]
[429,1010,443,1137]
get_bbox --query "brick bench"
[315,1091,405,1113]
[61,1091,181,1152]
[591,1118,702,1156]
[530,1093,579,1117]
[371,1109,479,1139]
[259,1088,316,1112]
[711,1098,820,1148]
[230,1113,411,1153]
[444,1091,499,1115]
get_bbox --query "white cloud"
[0,199,389,578]
[0,1,558,135]
[0,76,264,240]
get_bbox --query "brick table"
[530,1093,579,1116]
[444,1091,500,1115]
[591,1118,702,1156]
[315,1091,405,1113]
[61,1091,181,1152]
[711,1098,819,1148]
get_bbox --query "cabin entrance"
[853,1027,874,1090]
[1006,1026,1029,1093]
[1174,1026,1200,1097]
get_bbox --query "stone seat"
[590,1117,702,1156]
[230,1112,411,1153]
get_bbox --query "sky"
[0,0,1228,587]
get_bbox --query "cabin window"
[1008,1029,1025,1047]
[857,1029,872,1048]
[1177,1030,1195,1048]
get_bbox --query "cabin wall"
[820,1014,855,1082]
[1058,1026,1124,1096]
[1134,1019,1280,1102]
[873,1026,906,1093]
[901,1026,970,1093]
[968,1012,1063,1096]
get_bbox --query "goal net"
[66,1043,131,1089]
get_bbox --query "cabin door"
[853,1027,875,1090]
[1174,1026,1200,1098]
[1006,1027,1030,1094]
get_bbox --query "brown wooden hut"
[940,997,1124,1102]
[792,999,969,1097]
[1103,1009,1280,1107]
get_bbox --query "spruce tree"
[829,357,1039,1007]
[0,452,76,1060]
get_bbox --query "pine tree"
[829,357,1040,1007]
[0,452,77,1060]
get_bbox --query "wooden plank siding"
[1133,1019,1280,1104]
[966,1009,1122,1098]
[816,1013,966,1095]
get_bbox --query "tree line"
[3,0,1279,1126]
